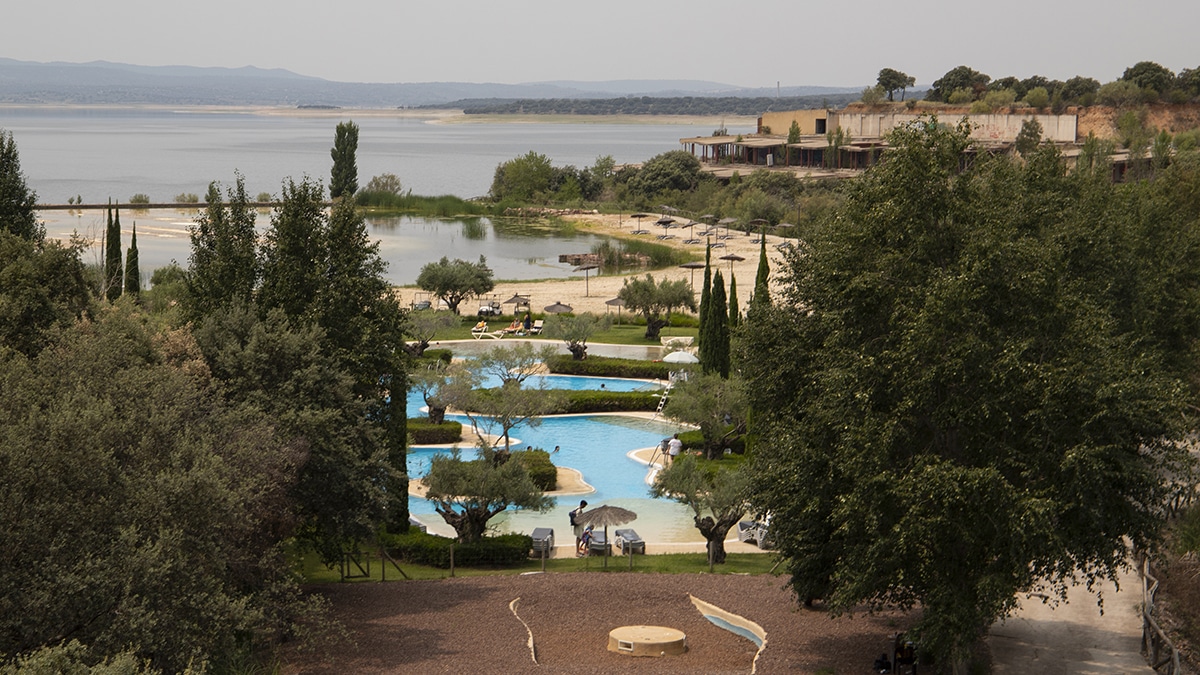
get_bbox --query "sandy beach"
[399,211,792,320]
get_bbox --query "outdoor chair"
[737,520,758,543]
[614,528,645,554]
[587,530,611,556]
[530,319,544,335]
[530,527,554,554]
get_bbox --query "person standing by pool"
[571,500,588,554]
[522,312,532,333]
[668,433,683,464]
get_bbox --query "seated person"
[473,320,488,332]
[505,318,522,333]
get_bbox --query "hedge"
[548,389,660,413]
[546,355,675,380]
[408,419,463,445]
[511,448,556,491]
[385,530,532,567]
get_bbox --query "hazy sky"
[8,0,1198,88]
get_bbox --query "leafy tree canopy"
[651,454,751,564]
[926,65,991,102]
[741,117,1200,667]
[415,255,495,314]
[330,120,359,200]
[617,274,696,340]
[424,444,554,542]
[877,68,916,101]
[0,129,41,242]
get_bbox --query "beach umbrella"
[679,260,706,288]
[718,217,738,238]
[502,293,530,312]
[655,216,676,238]
[630,213,650,234]
[573,263,600,297]
[658,205,679,215]
[576,504,637,568]
[605,297,625,324]
[663,350,699,364]
[544,301,573,314]
[719,253,745,275]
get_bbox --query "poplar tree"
[698,242,715,373]
[123,222,140,297]
[330,120,359,200]
[105,202,122,301]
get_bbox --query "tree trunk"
[645,318,667,340]
[427,405,446,425]
[436,505,496,543]
[568,342,588,360]
[695,512,741,565]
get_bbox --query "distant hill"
[0,58,863,109]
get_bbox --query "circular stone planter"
[607,625,688,657]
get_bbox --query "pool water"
[405,378,703,542]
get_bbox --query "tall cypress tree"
[711,269,730,378]
[698,241,715,373]
[124,222,140,297]
[0,130,42,242]
[728,273,739,329]
[748,233,771,320]
[105,201,122,301]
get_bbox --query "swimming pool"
[405,378,702,542]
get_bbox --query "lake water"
[6,106,753,284]
[0,106,752,202]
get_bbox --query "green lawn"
[298,549,780,583]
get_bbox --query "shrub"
[408,419,463,444]
[511,448,556,491]
[385,531,532,567]
[546,355,674,379]
[547,389,660,414]
[174,192,200,203]
[128,193,151,204]
[421,348,453,365]
[256,192,272,202]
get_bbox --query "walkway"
[988,565,1153,674]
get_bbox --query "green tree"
[0,306,312,673]
[0,231,90,357]
[403,308,460,357]
[1122,60,1176,95]
[1061,76,1101,104]
[0,129,42,242]
[330,120,359,200]
[1014,118,1043,156]
[364,172,403,195]
[618,274,697,340]
[258,177,327,319]
[662,372,747,460]
[748,233,771,320]
[859,85,885,105]
[490,150,555,202]
[927,65,990,102]
[123,222,140,296]
[410,359,455,424]
[650,454,751,565]
[877,68,916,101]
[741,117,1200,669]
[186,175,260,318]
[104,203,122,302]
[728,273,739,329]
[544,312,612,360]
[626,150,705,199]
[708,269,730,378]
[1023,86,1051,110]
[424,444,554,543]
[415,255,495,315]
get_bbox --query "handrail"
[1140,555,1184,674]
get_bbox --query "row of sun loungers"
[527,527,645,556]
[471,319,543,339]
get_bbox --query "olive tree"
[651,454,751,565]
[424,443,554,543]
[415,255,495,315]
[544,312,612,360]
[617,274,696,340]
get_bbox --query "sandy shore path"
[397,211,791,317]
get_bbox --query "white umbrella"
[663,350,699,364]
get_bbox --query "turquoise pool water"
[405,377,701,541]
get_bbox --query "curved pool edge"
[689,594,768,673]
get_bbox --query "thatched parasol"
[679,260,706,288]
[719,253,745,275]
[544,301,573,314]
[605,297,625,324]
[573,264,600,297]
[576,504,638,567]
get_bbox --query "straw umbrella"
[718,217,738,239]
[719,253,745,275]
[573,263,599,297]
[630,213,650,234]
[544,301,573,314]
[605,297,625,324]
[575,504,637,568]
[679,260,706,289]
[656,216,676,238]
